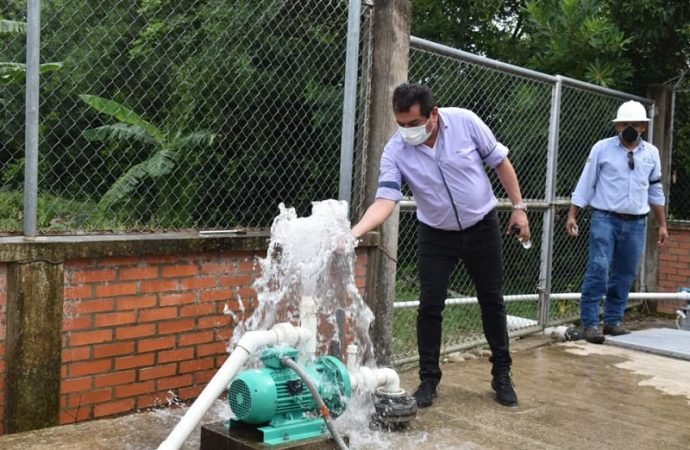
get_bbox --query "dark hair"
[392,83,436,117]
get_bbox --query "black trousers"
[416,209,511,383]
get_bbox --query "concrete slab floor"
[1,334,690,450]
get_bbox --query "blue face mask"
[398,119,431,145]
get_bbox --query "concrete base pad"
[606,327,690,360]
[200,421,344,450]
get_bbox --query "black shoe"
[603,323,630,336]
[413,379,438,408]
[584,326,605,344]
[491,372,518,407]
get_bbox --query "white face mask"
[398,119,432,145]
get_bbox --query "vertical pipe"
[538,76,562,327]
[338,0,362,205]
[638,102,657,291]
[23,0,41,237]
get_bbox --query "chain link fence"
[670,75,690,222]
[1,0,372,233]
[390,37,654,361]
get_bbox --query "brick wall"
[657,224,690,314]
[0,263,6,435]
[56,248,370,426]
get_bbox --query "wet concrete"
[2,333,690,450]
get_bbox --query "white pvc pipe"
[349,366,401,394]
[393,291,690,309]
[299,295,318,360]
[157,323,312,450]
[506,314,538,329]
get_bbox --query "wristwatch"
[512,203,527,211]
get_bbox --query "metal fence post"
[538,76,562,327]
[338,0,362,206]
[23,0,41,237]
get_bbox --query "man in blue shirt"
[567,100,668,344]
[352,83,531,408]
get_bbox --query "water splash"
[229,199,375,365]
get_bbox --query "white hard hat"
[612,100,649,123]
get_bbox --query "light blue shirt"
[571,136,665,214]
[375,108,509,230]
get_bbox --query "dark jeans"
[416,209,511,383]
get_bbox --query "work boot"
[412,379,438,408]
[603,322,631,336]
[584,326,605,344]
[491,372,518,407]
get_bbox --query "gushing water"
[229,199,375,366]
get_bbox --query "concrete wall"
[657,223,690,314]
[0,233,377,435]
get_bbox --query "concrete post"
[6,261,63,432]
[360,0,411,365]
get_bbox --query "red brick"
[60,407,92,424]
[115,324,156,340]
[180,303,215,317]
[94,398,135,417]
[69,359,113,377]
[237,259,259,272]
[69,329,113,346]
[61,377,93,394]
[139,363,177,381]
[219,275,252,287]
[179,277,217,290]
[115,381,155,399]
[114,354,155,370]
[95,311,138,327]
[140,307,178,322]
[119,267,159,281]
[157,374,193,391]
[178,331,214,347]
[162,265,199,278]
[200,262,231,274]
[137,392,170,409]
[67,388,112,407]
[73,299,114,314]
[63,315,93,331]
[198,315,232,329]
[141,280,179,293]
[158,319,195,335]
[64,285,94,300]
[194,369,217,385]
[62,347,91,363]
[158,347,194,364]
[200,289,233,302]
[94,341,135,358]
[71,270,116,284]
[138,336,176,353]
[179,357,215,374]
[116,295,157,310]
[179,385,204,400]
[95,283,138,298]
[197,342,228,357]
[160,293,196,306]
[94,370,136,388]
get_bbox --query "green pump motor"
[227,347,352,445]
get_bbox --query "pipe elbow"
[375,368,401,393]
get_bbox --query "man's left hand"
[508,209,530,242]
[657,225,668,246]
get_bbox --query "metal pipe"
[559,75,652,104]
[338,0,362,205]
[393,291,690,309]
[23,0,41,237]
[538,76,562,327]
[410,36,557,83]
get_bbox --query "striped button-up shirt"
[571,136,665,214]
[375,107,509,230]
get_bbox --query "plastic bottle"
[511,225,532,249]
